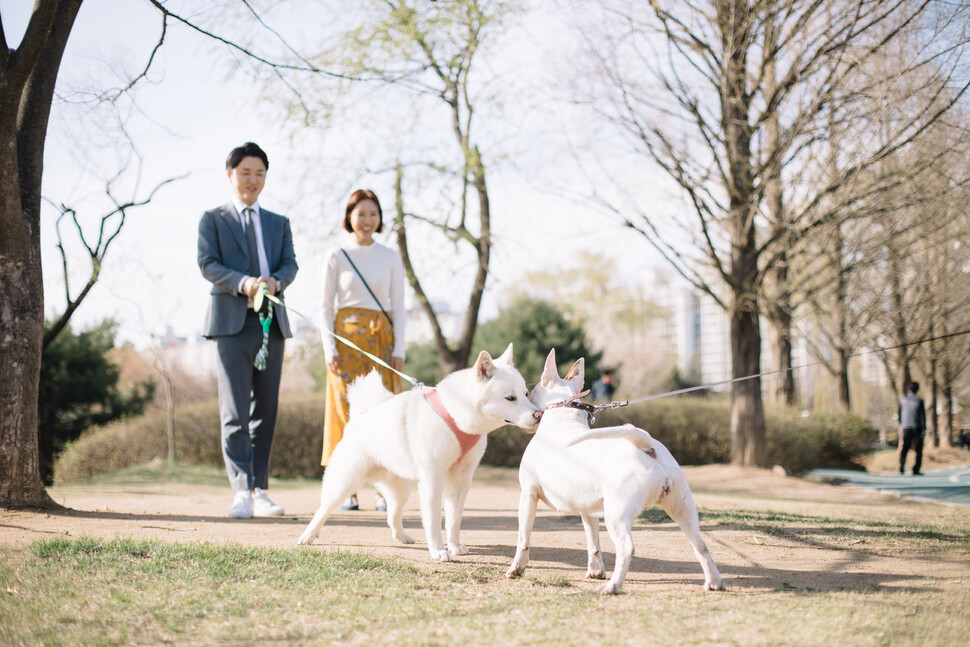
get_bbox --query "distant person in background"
[320,189,405,511]
[898,381,926,476]
[198,142,299,519]
[591,369,616,403]
[958,428,970,450]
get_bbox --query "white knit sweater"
[320,239,406,361]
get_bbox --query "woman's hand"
[391,356,405,372]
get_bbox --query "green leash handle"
[252,288,273,371]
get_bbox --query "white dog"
[298,344,541,561]
[506,349,725,594]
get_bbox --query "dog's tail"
[566,424,656,455]
[347,370,396,418]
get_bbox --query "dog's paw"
[430,549,452,562]
[393,531,416,545]
[586,569,606,580]
[596,581,621,595]
[448,542,470,556]
[505,564,525,579]
[705,578,726,592]
[297,530,317,546]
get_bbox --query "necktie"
[243,207,261,277]
[244,208,272,343]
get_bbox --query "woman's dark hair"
[344,189,383,233]
[226,142,269,171]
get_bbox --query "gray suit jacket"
[198,203,299,338]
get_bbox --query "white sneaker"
[252,488,285,517]
[228,491,253,519]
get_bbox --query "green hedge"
[54,394,327,484]
[54,393,876,484]
[484,396,876,474]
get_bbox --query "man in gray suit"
[198,142,299,518]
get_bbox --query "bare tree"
[1,1,84,507]
[912,159,970,447]
[43,157,184,347]
[801,217,883,409]
[937,293,970,447]
[0,0,331,506]
[869,143,965,401]
[148,337,177,463]
[274,0,518,373]
[797,108,961,411]
[568,0,970,466]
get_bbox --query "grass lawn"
[2,461,969,646]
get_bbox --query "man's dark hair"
[909,381,920,393]
[226,142,269,171]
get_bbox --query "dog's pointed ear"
[565,357,585,390]
[540,349,559,387]
[497,343,514,366]
[475,350,497,381]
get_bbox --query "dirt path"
[3,464,969,596]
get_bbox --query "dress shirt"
[231,197,271,293]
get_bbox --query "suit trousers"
[215,311,285,493]
[899,427,924,474]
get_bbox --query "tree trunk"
[0,253,49,503]
[885,239,910,396]
[163,371,175,462]
[831,223,852,409]
[451,148,490,372]
[730,297,766,466]
[768,300,794,406]
[940,385,953,448]
[0,0,83,507]
[928,357,938,448]
[393,148,492,374]
[393,164,467,374]
[763,19,795,407]
[719,0,766,467]
[836,346,851,408]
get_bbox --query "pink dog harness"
[421,386,481,462]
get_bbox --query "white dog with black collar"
[506,349,725,594]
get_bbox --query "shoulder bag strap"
[341,249,393,326]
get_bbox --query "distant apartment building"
[153,326,219,380]
[639,269,819,400]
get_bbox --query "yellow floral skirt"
[321,307,401,465]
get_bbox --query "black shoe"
[899,467,905,475]
[912,471,922,476]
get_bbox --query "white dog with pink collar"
[298,344,541,561]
